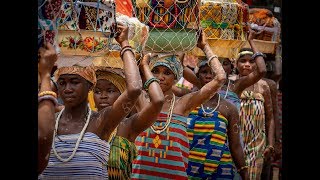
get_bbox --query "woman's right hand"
[197,29,208,50]
[247,24,264,41]
[140,53,151,67]
[115,23,129,47]
[38,43,57,76]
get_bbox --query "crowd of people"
[38,16,282,179]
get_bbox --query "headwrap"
[54,54,98,86]
[88,67,126,111]
[236,50,253,60]
[194,58,208,74]
[149,54,183,80]
[54,65,97,86]
[95,67,126,93]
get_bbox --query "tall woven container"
[242,8,281,54]
[192,0,247,59]
[133,0,201,53]
[56,0,117,56]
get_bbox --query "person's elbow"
[127,86,142,99]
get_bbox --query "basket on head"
[244,8,281,54]
[133,0,201,53]
[191,0,247,59]
[56,0,117,56]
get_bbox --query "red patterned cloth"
[115,0,133,17]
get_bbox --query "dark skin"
[197,65,249,180]
[176,27,267,99]
[54,24,142,146]
[232,26,267,97]
[38,42,58,174]
[136,30,226,132]
[238,60,275,160]
[94,54,165,142]
[263,77,281,161]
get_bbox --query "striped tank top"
[39,132,110,179]
[132,112,189,179]
[187,107,235,179]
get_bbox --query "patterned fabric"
[240,90,267,180]
[187,107,235,179]
[108,135,137,180]
[218,88,243,179]
[218,89,241,112]
[149,54,183,80]
[132,112,189,179]
[88,67,126,111]
[39,132,110,179]
[54,65,97,86]
[176,77,193,90]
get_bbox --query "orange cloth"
[115,0,133,17]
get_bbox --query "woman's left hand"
[262,146,274,160]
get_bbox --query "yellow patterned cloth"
[107,135,137,180]
[54,65,97,86]
[88,67,126,111]
[240,90,266,180]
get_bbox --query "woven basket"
[133,0,200,53]
[192,39,246,59]
[192,0,246,59]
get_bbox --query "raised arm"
[38,43,58,174]
[178,30,226,115]
[100,24,142,137]
[127,53,165,141]
[233,27,267,96]
[226,102,248,180]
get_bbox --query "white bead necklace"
[52,106,92,162]
[150,93,176,134]
[201,93,221,115]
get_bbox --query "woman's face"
[220,59,233,75]
[198,65,215,86]
[236,54,256,76]
[57,74,91,107]
[93,79,121,111]
[151,65,175,92]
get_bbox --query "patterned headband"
[149,54,183,80]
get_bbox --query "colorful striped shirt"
[132,112,189,179]
[187,107,235,179]
[108,135,137,180]
[39,132,110,179]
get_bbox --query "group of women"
[38,22,281,179]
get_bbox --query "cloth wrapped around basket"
[38,0,63,49]
[56,0,117,56]
[248,8,281,42]
[200,0,245,40]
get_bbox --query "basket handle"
[148,3,178,28]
